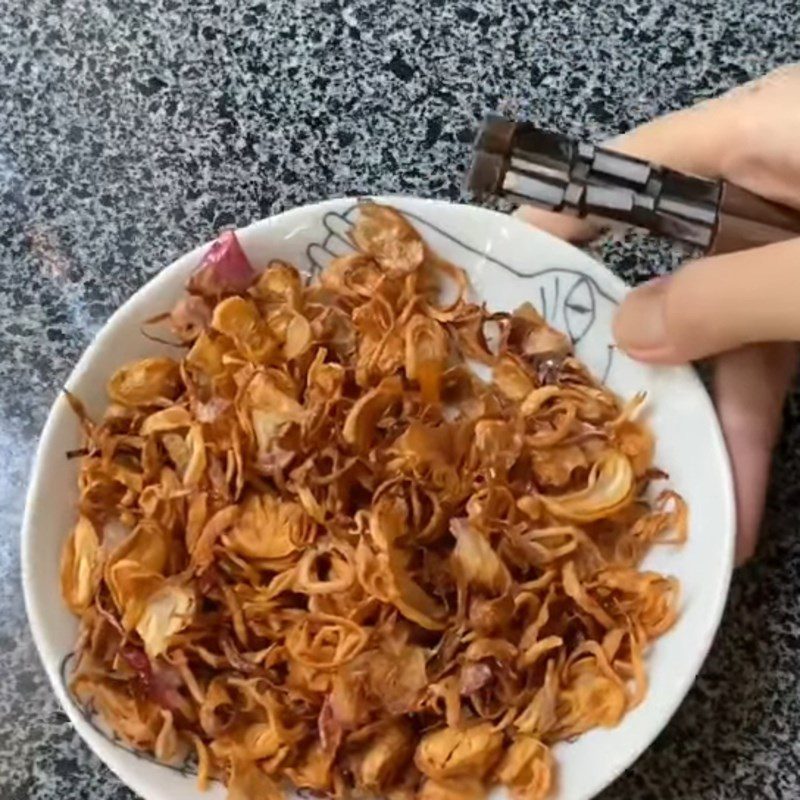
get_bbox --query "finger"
[597,103,733,177]
[612,237,800,363]
[713,343,797,564]
[513,206,600,243]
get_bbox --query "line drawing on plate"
[306,200,618,381]
[59,651,203,780]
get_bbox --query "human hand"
[518,64,800,564]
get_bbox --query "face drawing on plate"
[525,269,605,345]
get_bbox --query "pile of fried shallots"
[61,204,686,800]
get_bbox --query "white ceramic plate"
[22,196,735,800]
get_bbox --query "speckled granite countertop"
[2,1,800,798]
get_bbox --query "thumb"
[613,237,800,362]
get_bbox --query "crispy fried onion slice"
[285,613,369,669]
[61,203,685,800]
[61,516,103,613]
[540,451,635,522]
[415,722,504,781]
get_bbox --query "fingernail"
[613,276,670,353]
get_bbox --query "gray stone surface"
[1,0,799,797]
